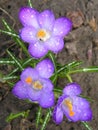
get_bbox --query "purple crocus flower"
[12,59,54,108]
[19,7,72,58]
[53,83,92,124]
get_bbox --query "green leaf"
[7,81,14,88]
[48,51,57,72]
[69,66,98,74]
[7,50,23,71]
[0,29,19,38]
[82,122,92,130]
[53,87,62,94]
[2,19,30,57]
[50,74,58,85]
[41,109,51,130]
[51,61,83,78]
[0,59,15,64]
[2,18,12,31]
[0,72,6,83]
[67,61,83,68]
[28,0,33,8]
[14,38,30,57]
[6,58,37,77]
[6,110,30,122]
[7,68,19,77]
[36,107,42,129]
[3,76,18,80]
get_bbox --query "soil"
[0,0,98,130]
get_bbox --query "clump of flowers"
[12,59,54,108]
[53,83,92,124]
[0,1,95,130]
[19,7,72,58]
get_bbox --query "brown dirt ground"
[0,0,98,130]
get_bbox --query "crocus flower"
[53,83,92,124]
[12,59,54,108]
[19,7,72,58]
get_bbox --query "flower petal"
[40,78,53,91]
[19,27,37,43]
[39,92,54,108]
[80,108,92,121]
[12,81,28,99]
[38,10,55,31]
[45,36,64,53]
[53,106,64,124]
[19,7,39,28]
[73,97,92,121]
[36,58,54,78]
[28,42,48,58]
[53,17,72,37]
[20,67,39,84]
[63,83,82,96]
[27,86,42,101]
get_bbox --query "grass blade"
[82,122,92,130]
[0,29,19,38]
[36,107,42,129]
[7,50,23,71]
[28,0,33,8]
[41,109,51,130]
[2,19,30,57]
[0,59,15,64]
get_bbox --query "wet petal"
[63,83,82,96]
[73,96,90,109]
[27,86,42,101]
[20,67,39,84]
[28,42,48,58]
[53,17,72,37]
[12,81,28,99]
[36,58,54,78]
[39,92,54,108]
[80,108,92,121]
[40,78,53,91]
[53,106,64,124]
[45,36,64,53]
[19,7,39,28]
[19,27,37,43]
[73,97,92,121]
[38,10,55,31]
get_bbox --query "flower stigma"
[63,98,75,117]
[32,80,43,90]
[36,29,50,42]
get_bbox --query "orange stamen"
[32,81,43,90]
[69,111,75,116]
[25,77,32,84]
[37,30,46,38]
[64,99,75,117]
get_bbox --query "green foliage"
[82,122,92,130]
[36,107,42,129]
[2,19,30,57]
[28,0,33,8]
[41,109,52,130]
[6,110,30,122]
